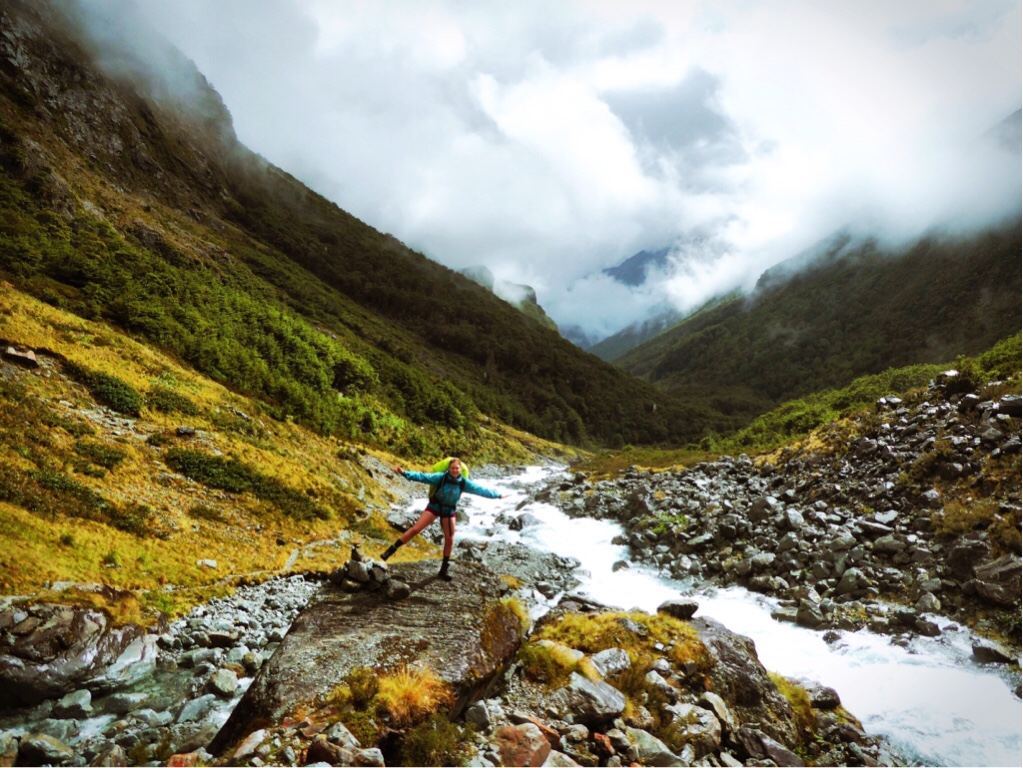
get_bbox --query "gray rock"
[104,691,147,715]
[132,708,173,726]
[18,733,75,766]
[759,733,806,766]
[946,539,989,579]
[836,568,868,596]
[663,701,722,758]
[657,599,699,621]
[466,701,494,730]
[972,642,1014,664]
[510,512,543,530]
[85,634,160,694]
[590,648,631,679]
[644,669,678,702]
[354,747,385,766]
[209,561,522,754]
[623,726,685,766]
[915,593,941,613]
[872,535,906,556]
[551,672,627,726]
[385,580,411,600]
[0,603,150,708]
[805,683,841,710]
[53,689,92,719]
[176,693,218,723]
[796,600,824,629]
[90,744,128,767]
[698,691,737,737]
[346,560,371,583]
[206,668,239,698]
[323,721,361,748]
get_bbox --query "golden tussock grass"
[376,665,454,728]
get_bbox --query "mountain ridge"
[0,0,705,450]
[614,222,1022,430]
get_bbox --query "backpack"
[428,457,469,502]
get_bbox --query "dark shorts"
[426,505,456,519]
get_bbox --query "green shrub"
[73,439,127,469]
[102,550,121,568]
[976,333,1022,381]
[516,642,576,688]
[164,447,254,493]
[64,362,143,416]
[108,502,155,537]
[164,447,330,520]
[346,667,381,709]
[145,386,200,416]
[398,714,475,767]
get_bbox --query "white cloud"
[126,0,1020,340]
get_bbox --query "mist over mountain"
[614,221,1022,431]
[0,0,706,450]
[601,247,672,288]
[574,105,1021,361]
[0,0,1018,452]
[458,265,558,332]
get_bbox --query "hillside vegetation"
[0,281,571,621]
[581,333,1021,476]
[0,0,706,453]
[615,226,1022,433]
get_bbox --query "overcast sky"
[129,0,1021,341]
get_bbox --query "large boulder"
[690,617,798,748]
[0,600,157,708]
[208,560,522,755]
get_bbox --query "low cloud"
[109,0,1021,341]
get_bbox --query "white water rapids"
[448,465,1022,768]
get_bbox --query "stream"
[458,465,1022,768]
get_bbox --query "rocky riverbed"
[540,377,1021,676]
[0,575,319,766]
[0,377,1018,767]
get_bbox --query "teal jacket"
[401,470,500,515]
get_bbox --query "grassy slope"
[0,283,571,621]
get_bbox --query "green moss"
[398,714,475,767]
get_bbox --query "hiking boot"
[381,540,403,561]
[438,557,453,581]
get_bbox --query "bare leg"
[440,516,455,558]
[400,510,438,544]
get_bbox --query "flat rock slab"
[210,560,522,755]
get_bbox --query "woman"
[382,458,506,580]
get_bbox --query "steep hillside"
[0,0,706,451]
[0,281,570,612]
[615,224,1022,433]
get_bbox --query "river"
[457,465,1022,768]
